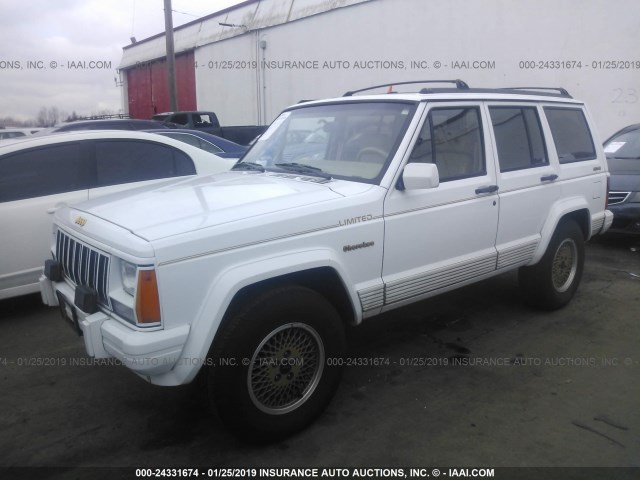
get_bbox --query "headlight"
[120,261,138,296]
[112,261,162,327]
[629,192,640,203]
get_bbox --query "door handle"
[475,185,498,195]
[541,174,558,182]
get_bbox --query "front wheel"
[207,286,346,440]
[519,219,585,310]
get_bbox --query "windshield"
[238,101,417,183]
[604,127,640,159]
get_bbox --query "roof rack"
[71,113,133,122]
[499,87,572,98]
[343,79,469,96]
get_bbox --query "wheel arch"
[220,266,357,335]
[170,250,358,385]
[532,198,590,264]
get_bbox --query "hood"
[607,158,640,191]
[73,172,347,241]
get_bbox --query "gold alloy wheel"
[552,238,578,293]
[247,323,325,415]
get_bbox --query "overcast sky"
[0,0,243,124]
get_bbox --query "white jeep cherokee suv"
[40,80,613,439]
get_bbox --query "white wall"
[192,0,639,138]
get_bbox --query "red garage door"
[126,51,196,119]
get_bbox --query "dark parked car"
[605,123,640,234]
[151,111,267,145]
[145,129,247,159]
[38,119,171,134]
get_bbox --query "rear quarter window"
[544,107,596,163]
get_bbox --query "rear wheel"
[208,285,346,440]
[519,219,585,310]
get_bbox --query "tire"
[207,285,346,440]
[519,219,585,310]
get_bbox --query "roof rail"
[499,87,572,98]
[343,79,469,96]
[71,113,133,122]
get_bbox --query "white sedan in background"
[0,130,235,300]
[0,128,42,140]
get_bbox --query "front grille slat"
[608,191,630,205]
[55,230,111,308]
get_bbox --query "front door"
[382,103,500,310]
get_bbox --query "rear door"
[486,103,560,269]
[0,142,91,297]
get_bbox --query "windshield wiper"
[232,162,265,172]
[274,162,331,179]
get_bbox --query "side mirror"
[399,163,439,190]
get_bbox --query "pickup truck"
[152,111,267,146]
[41,80,613,441]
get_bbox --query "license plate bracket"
[57,292,82,336]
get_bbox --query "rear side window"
[94,140,196,187]
[490,107,548,172]
[544,107,596,163]
[171,114,189,126]
[0,143,88,202]
[0,131,26,139]
[409,107,486,181]
[128,121,161,131]
[164,132,223,153]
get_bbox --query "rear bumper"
[591,210,614,237]
[608,203,640,234]
[602,209,614,234]
[39,275,189,378]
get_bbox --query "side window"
[544,107,596,163]
[1,132,26,139]
[409,107,485,181]
[195,114,212,125]
[165,132,223,153]
[165,132,201,149]
[198,139,223,154]
[59,123,92,132]
[171,114,189,126]
[99,122,127,130]
[490,107,548,172]
[0,143,88,202]
[129,121,156,130]
[94,140,196,187]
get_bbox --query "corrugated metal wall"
[120,0,640,136]
[126,52,196,119]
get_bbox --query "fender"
[149,248,359,386]
[530,196,590,265]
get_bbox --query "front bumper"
[40,275,189,378]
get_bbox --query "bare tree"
[0,116,37,128]
[36,106,61,127]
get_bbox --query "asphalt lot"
[1,236,639,478]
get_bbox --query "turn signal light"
[135,270,161,324]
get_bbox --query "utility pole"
[164,0,178,111]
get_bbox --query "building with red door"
[117,0,639,137]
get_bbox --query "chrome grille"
[608,191,630,205]
[56,230,111,307]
